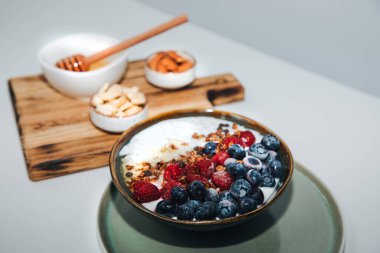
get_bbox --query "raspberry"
[238,131,256,147]
[211,171,233,190]
[131,180,160,203]
[212,151,230,165]
[187,174,209,186]
[222,136,244,148]
[196,159,215,178]
[185,163,199,175]
[161,180,182,200]
[164,162,185,181]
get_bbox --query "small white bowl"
[144,51,196,89]
[38,33,128,98]
[90,106,148,133]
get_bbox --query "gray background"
[141,0,380,98]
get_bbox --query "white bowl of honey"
[38,33,128,98]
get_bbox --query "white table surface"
[1,0,379,252]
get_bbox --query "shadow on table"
[112,181,294,248]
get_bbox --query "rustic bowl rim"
[109,109,294,227]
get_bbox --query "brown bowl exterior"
[109,109,294,231]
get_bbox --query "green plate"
[98,162,344,253]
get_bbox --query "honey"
[89,59,108,71]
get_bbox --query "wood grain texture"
[8,59,244,181]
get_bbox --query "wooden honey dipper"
[56,14,188,72]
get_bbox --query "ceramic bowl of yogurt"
[109,109,294,230]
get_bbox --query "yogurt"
[118,116,279,212]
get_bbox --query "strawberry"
[222,136,244,148]
[238,131,256,147]
[161,180,182,200]
[211,171,233,190]
[131,180,160,203]
[196,159,215,178]
[164,162,185,181]
[212,151,230,165]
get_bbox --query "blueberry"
[238,197,257,214]
[260,164,272,176]
[203,142,217,155]
[218,191,236,204]
[230,179,252,199]
[227,144,246,160]
[224,158,237,167]
[248,143,268,160]
[195,201,217,220]
[246,169,262,188]
[225,161,236,172]
[250,188,264,205]
[228,163,248,179]
[243,156,262,170]
[262,173,276,187]
[261,134,280,150]
[185,200,202,210]
[177,204,195,220]
[155,200,176,217]
[217,200,238,219]
[265,150,278,164]
[171,186,188,204]
[188,181,206,200]
[270,159,284,178]
[205,188,219,203]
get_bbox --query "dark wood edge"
[7,80,35,181]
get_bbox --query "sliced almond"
[95,103,118,116]
[118,101,133,112]
[124,105,143,116]
[123,86,139,100]
[101,84,123,101]
[131,92,146,105]
[109,95,128,108]
[98,83,110,94]
[91,94,103,107]
[116,111,126,117]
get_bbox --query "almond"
[109,95,128,107]
[93,83,146,118]
[148,52,165,71]
[177,61,193,72]
[95,103,118,116]
[123,86,139,100]
[157,63,168,73]
[91,94,103,107]
[131,92,146,105]
[98,83,110,94]
[160,56,177,71]
[101,84,123,101]
[167,51,186,63]
[124,105,143,116]
[118,101,133,112]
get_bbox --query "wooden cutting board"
[8,59,244,181]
